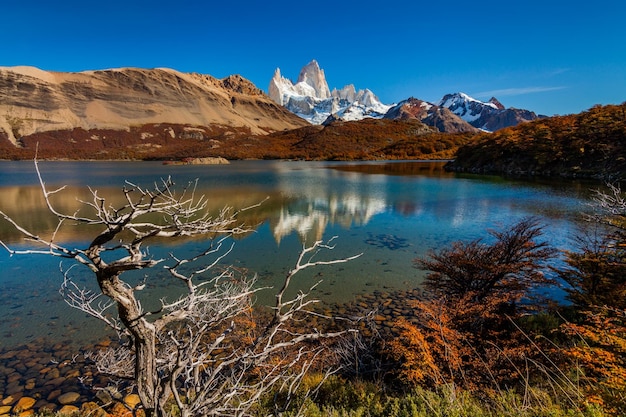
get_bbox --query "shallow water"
[0,160,598,349]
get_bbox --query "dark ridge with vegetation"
[0,118,476,161]
[447,103,626,179]
[261,118,475,160]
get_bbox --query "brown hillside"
[447,103,626,179]
[0,118,477,161]
[0,66,308,146]
[246,118,476,160]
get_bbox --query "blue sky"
[2,0,625,116]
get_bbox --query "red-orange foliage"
[417,217,557,309]
[556,186,626,415]
[560,307,626,415]
[0,119,477,161]
[388,219,558,391]
[386,301,465,388]
[449,103,626,178]
[558,228,626,309]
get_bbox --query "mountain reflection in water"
[0,160,597,347]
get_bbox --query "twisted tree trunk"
[98,271,159,416]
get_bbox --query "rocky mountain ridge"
[268,60,391,124]
[438,92,545,131]
[0,66,308,145]
[268,61,543,132]
[383,97,478,133]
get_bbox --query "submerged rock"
[57,391,80,405]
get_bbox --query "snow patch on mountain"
[439,92,499,124]
[438,92,543,132]
[268,60,391,124]
[384,97,478,133]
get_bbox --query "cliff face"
[0,66,309,145]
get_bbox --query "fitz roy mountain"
[438,92,545,132]
[268,60,391,125]
[269,61,543,132]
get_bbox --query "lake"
[0,160,599,349]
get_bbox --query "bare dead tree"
[0,159,360,417]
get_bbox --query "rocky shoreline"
[0,338,140,416]
[162,156,230,165]
[0,287,421,416]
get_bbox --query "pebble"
[13,396,36,412]
[1,395,16,405]
[59,404,80,414]
[95,389,113,405]
[110,402,134,417]
[0,338,107,415]
[47,389,62,402]
[80,401,110,417]
[57,391,80,405]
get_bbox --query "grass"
[27,377,606,417]
[247,375,606,417]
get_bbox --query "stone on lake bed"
[37,402,57,413]
[59,404,80,414]
[0,405,11,414]
[46,368,60,379]
[64,369,80,378]
[46,389,62,402]
[57,391,80,405]
[80,401,109,417]
[95,390,113,405]
[13,396,36,411]
[4,381,23,395]
[7,373,21,383]
[44,376,66,387]
[1,395,17,405]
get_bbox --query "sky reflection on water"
[0,160,597,347]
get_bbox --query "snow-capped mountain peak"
[439,92,500,119]
[268,60,391,124]
[296,59,330,99]
[439,92,543,132]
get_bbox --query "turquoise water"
[0,160,597,348]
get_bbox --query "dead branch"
[0,159,360,417]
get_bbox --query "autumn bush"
[555,185,626,415]
[559,307,626,415]
[380,188,626,416]
[386,219,558,388]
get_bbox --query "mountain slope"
[268,60,391,124]
[439,92,544,131]
[0,66,309,146]
[384,97,478,133]
[257,118,474,160]
[446,103,626,178]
